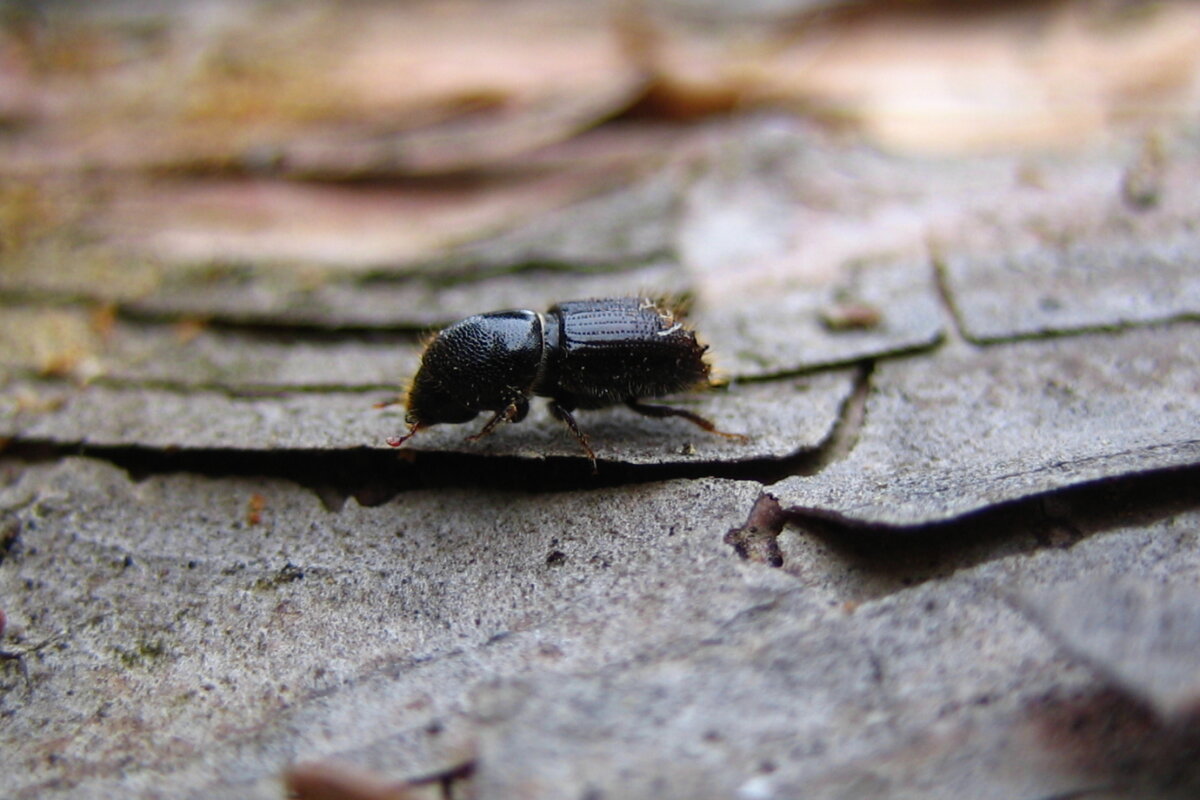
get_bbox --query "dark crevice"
[723,364,872,564]
[960,315,1200,348]
[779,463,1200,597]
[356,254,675,288]
[0,361,880,499]
[0,292,433,338]
[114,305,437,338]
[90,376,396,398]
[927,259,1200,349]
[6,369,397,398]
[0,372,397,399]
[1,257,675,336]
[796,361,873,473]
[126,311,433,342]
[728,340,935,386]
[0,440,814,505]
[930,253,969,344]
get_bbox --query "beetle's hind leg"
[626,399,748,441]
[548,400,597,471]
[465,400,528,442]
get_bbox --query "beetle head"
[402,310,543,430]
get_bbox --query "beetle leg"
[465,401,522,442]
[386,422,422,448]
[548,400,597,471]
[372,395,403,410]
[625,399,748,441]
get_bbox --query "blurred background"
[0,0,1198,374]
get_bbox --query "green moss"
[112,638,168,668]
[251,563,305,591]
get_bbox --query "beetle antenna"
[386,423,421,448]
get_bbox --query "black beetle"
[387,297,745,465]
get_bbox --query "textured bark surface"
[3,2,1200,799]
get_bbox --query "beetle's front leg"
[386,421,422,448]
[465,399,527,442]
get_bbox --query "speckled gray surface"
[938,142,1200,342]
[4,110,1200,800]
[7,458,1197,798]
[470,507,1200,800]
[0,463,766,798]
[695,258,945,377]
[942,232,1200,342]
[770,325,1200,526]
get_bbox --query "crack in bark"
[0,254,675,336]
[930,253,969,344]
[791,361,873,475]
[8,375,401,398]
[929,255,1200,347]
[960,315,1200,347]
[0,428,841,504]
[779,463,1200,598]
